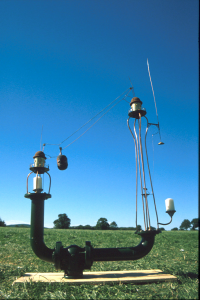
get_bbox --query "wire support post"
[133,120,147,231]
[128,115,154,231]
[138,114,151,230]
[127,118,138,228]
[144,116,159,229]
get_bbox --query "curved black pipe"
[91,231,156,262]
[26,192,160,276]
[30,197,54,263]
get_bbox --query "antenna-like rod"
[40,125,43,151]
[147,59,164,144]
[147,59,159,123]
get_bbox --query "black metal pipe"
[91,232,156,261]
[26,192,159,276]
[30,198,54,263]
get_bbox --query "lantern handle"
[27,172,33,193]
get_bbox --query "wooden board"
[14,269,177,284]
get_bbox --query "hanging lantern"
[33,151,46,167]
[128,97,146,119]
[57,147,68,170]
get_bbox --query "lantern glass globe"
[34,157,45,167]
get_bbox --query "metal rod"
[127,117,138,228]
[46,172,51,194]
[27,172,33,193]
[134,120,146,231]
[138,114,151,230]
[144,116,159,229]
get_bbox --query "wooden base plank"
[14,270,177,284]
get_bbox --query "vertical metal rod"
[134,120,146,231]
[138,114,151,230]
[46,172,51,194]
[27,172,33,193]
[127,117,138,228]
[144,117,159,229]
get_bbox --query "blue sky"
[0,0,198,230]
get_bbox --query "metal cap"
[130,97,142,106]
[33,151,46,159]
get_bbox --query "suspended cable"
[129,78,135,97]
[44,87,132,157]
[62,90,132,150]
[45,87,132,147]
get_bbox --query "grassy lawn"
[0,228,198,299]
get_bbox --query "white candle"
[33,175,43,192]
[165,198,175,211]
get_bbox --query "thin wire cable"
[127,117,138,228]
[45,89,132,157]
[144,116,159,229]
[45,87,132,147]
[129,78,135,97]
[151,130,159,183]
[147,59,159,122]
[147,59,162,142]
[62,91,132,150]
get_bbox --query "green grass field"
[0,228,198,299]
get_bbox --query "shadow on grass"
[176,271,199,279]
[186,272,199,279]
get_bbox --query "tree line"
[52,214,165,231]
[0,215,199,231]
[171,218,199,231]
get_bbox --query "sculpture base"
[14,270,177,284]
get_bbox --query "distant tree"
[171,227,179,231]
[84,225,92,230]
[190,218,199,230]
[53,214,71,229]
[160,227,166,231]
[96,218,110,230]
[179,219,191,231]
[0,218,6,227]
[110,221,118,230]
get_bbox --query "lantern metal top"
[33,151,46,159]
[129,97,142,106]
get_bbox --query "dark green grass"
[0,228,198,299]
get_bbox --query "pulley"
[57,147,68,170]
